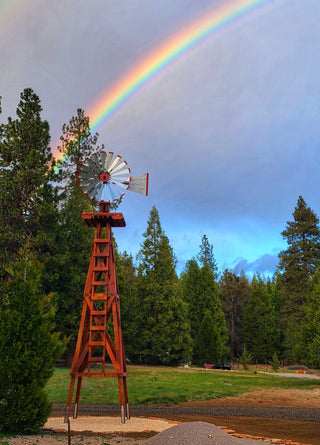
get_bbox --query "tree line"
[1,89,320,430]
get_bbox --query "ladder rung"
[94,238,110,243]
[90,293,107,300]
[93,266,107,271]
[91,309,106,315]
[92,281,108,286]
[88,356,105,362]
[89,341,105,346]
[90,325,106,330]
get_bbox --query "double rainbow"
[54,0,269,160]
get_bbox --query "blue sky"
[1,0,320,277]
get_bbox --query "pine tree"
[0,250,65,432]
[0,88,53,267]
[278,196,320,315]
[300,270,320,368]
[243,275,280,363]
[50,110,99,363]
[197,234,218,277]
[116,251,138,358]
[180,259,202,337]
[196,310,219,364]
[56,108,100,189]
[181,260,228,364]
[135,206,192,364]
[219,270,250,360]
[278,196,320,361]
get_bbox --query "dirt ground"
[3,387,320,445]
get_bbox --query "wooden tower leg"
[118,376,125,423]
[65,376,76,423]
[73,376,83,418]
[123,376,130,419]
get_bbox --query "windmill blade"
[111,179,130,190]
[87,181,103,200]
[97,151,107,170]
[104,152,114,171]
[128,173,149,196]
[110,175,131,183]
[111,168,131,177]
[110,160,128,174]
[95,183,112,202]
[108,155,122,173]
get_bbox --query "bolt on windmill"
[65,151,148,424]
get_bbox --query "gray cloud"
[232,253,279,277]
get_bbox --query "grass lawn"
[46,365,320,406]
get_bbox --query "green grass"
[46,365,320,406]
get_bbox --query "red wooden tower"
[65,151,148,424]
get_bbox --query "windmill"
[65,151,148,424]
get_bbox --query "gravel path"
[52,403,320,422]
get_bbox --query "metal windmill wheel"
[78,151,148,203]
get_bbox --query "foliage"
[196,310,225,364]
[278,196,320,361]
[116,250,139,357]
[135,206,192,364]
[300,270,320,368]
[0,88,53,266]
[243,275,280,362]
[197,234,218,277]
[181,260,229,364]
[239,345,253,371]
[0,251,65,433]
[55,108,100,190]
[50,110,98,362]
[219,270,250,359]
[269,352,281,372]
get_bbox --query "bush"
[239,345,253,371]
[269,352,281,372]
[0,252,65,433]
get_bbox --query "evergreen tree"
[219,270,250,360]
[0,88,53,266]
[243,275,280,363]
[196,310,219,364]
[180,260,228,364]
[197,234,218,277]
[180,259,203,337]
[116,251,138,358]
[135,206,192,364]
[0,250,65,432]
[300,270,320,368]
[278,196,320,361]
[56,108,100,189]
[50,109,98,363]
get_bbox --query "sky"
[1,0,320,277]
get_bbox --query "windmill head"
[78,151,149,204]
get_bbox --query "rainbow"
[53,0,269,160]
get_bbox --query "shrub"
[0,252,65,433]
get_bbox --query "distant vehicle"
[203,363,232,370]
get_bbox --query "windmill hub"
[99,172,110,183]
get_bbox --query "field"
[2,366,320,445]
[46,365,320,405]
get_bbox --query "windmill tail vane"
[78,151,148,203]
